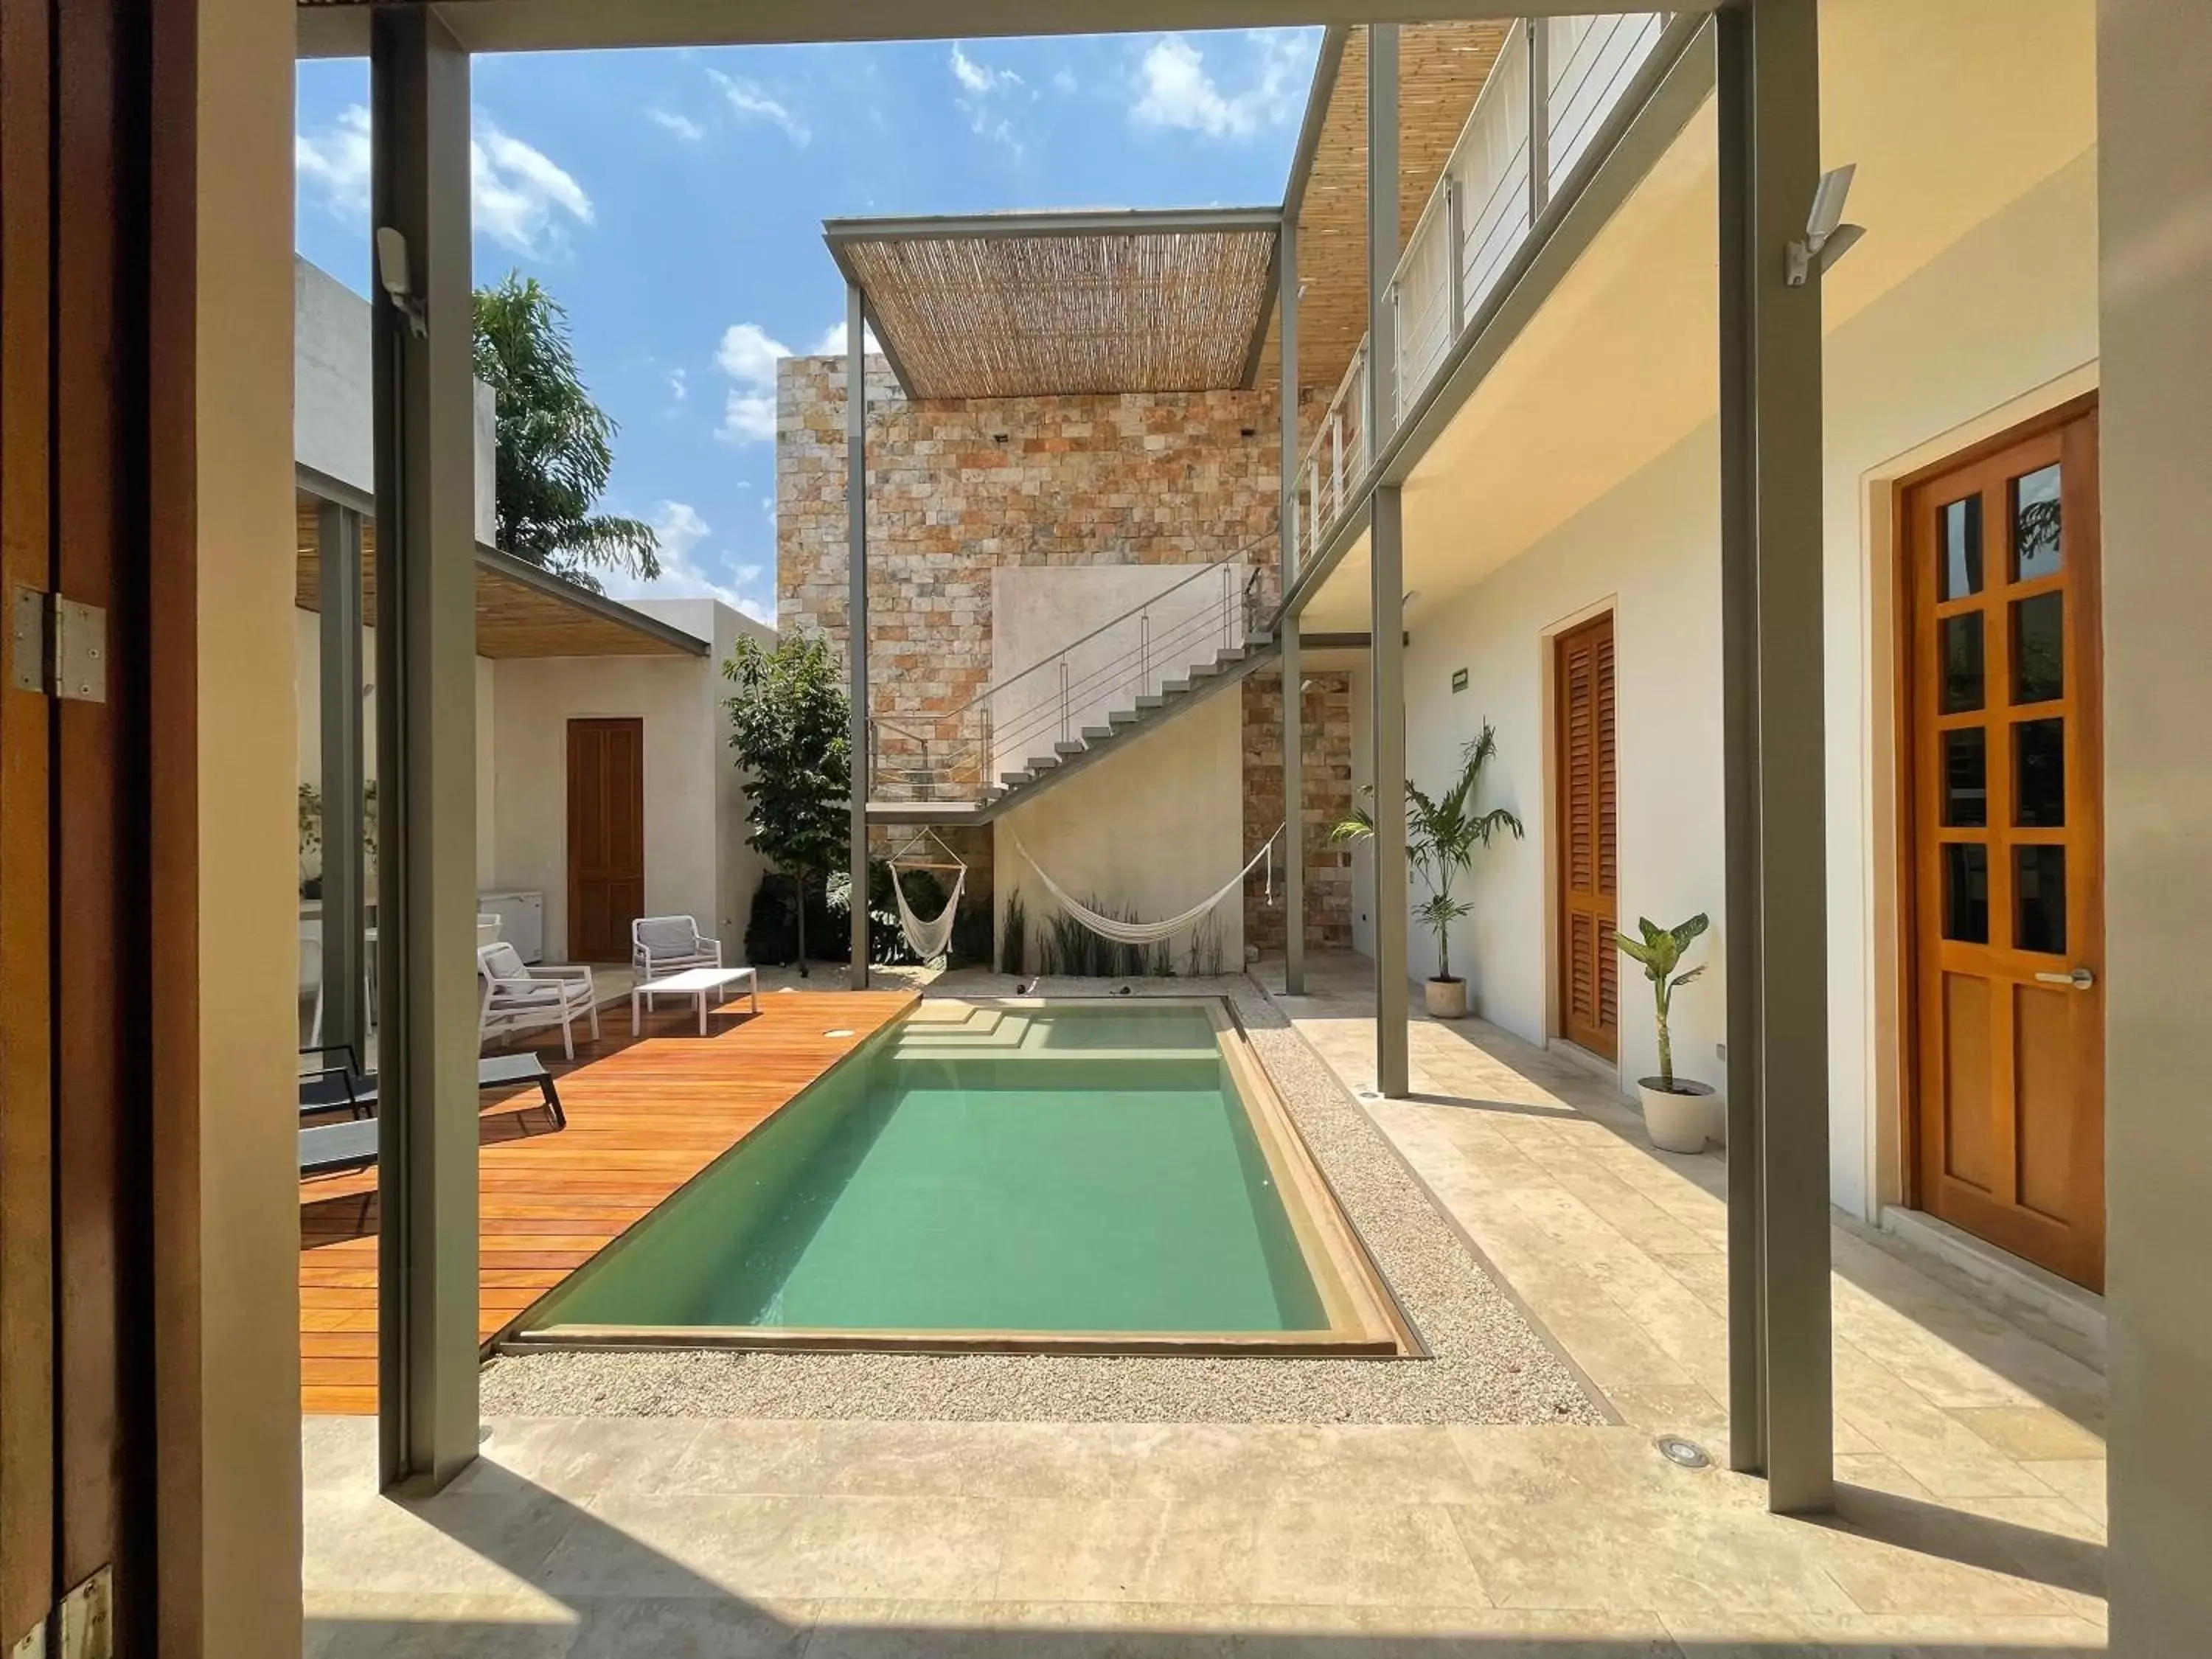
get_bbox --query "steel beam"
[846,279,872,987]
[304,2,1719,61]
[823,205,1281,245]
[1281,210,1306,997]
[1370,486,1409,1098]
[316,499,367,1060]
[371,2,480,1495]
[1717,0,1832,1517]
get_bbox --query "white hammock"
[888,831,966,962]
[1010,824,1282,947]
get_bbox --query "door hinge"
[55,1568,112,1659]
[7,585,106,703]
[10,1615,46,1659]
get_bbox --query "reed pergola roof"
[825,207,1282,400]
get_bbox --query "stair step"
[1161,680,1192,696]
[1054,739,1087,757]
[1135,694,1165,711]
[1080,726,1115,743]
[1024,754,1062,773]
[1108,708,1141,727]
[1000,771,1033,788]
[1216,647,1248,665]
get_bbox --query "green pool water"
[532,1004,1329,1335]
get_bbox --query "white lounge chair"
[632,915,722,1010]
[477,942,598,1060]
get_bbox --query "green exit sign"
[1450,668,1469,693]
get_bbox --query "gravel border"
[479,973,1606,1426]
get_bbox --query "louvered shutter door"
[1557,616,1619,1058]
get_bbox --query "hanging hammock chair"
[886,830,967,963]
[1009,824,1282,947]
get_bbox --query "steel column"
[1370,486,1409,1098]
[1366,23,1400,448]
[371,3,480,1494]
[316,499,367,1059]
[1367,20,1407,1093]
[1279,212,1307,997]
[1717,0,1832,1516]
[846,279,871,986]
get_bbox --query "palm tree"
[473,272,658,589]
[1331,721,1524,984]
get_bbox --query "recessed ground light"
[825,1028,856,1039]
[1656,1436,1711,1470]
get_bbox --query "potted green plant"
[1616,913,1715,1152]
[1332,722,1523,1019]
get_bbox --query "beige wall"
[994,688,1245,975]
[2098,0,2212,1644]
[173,0,302,1645]
[490,599,769,964]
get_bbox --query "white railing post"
[1446,177,1467,338]
[1329,409,1345,518]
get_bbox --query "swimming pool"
[514,999,1408,1354]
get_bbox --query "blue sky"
[295,30,1321,625]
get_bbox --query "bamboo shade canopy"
[832,215,1281,400]
[294,496,706,659]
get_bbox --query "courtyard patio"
[299,961,2107,1655]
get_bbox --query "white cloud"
[296,106,373,221]
[1131,30,1312,141]
[809,319,882,358]
[298,106,596,257]
[950,41,1021,95]
[473,122,594,255]
[715,321,791,444]
[1051,68,1079,96]
[648,109,706,142]
[667,366,689,403]
[600,501,776,627]
[707,70,810,146]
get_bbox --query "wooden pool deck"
[298,986,918,1415]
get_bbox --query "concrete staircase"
[869,631,1279,827]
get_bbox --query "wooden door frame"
[565,716,645,963]
[1888,390,2102,1239]
[1547,602,1619,1065]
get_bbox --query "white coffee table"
[631,965,759,1035]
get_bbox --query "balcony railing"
[1295,13,1670,557]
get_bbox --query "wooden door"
[1556,613,1618,1060]
[4,0,162,1638]
[567,717,644,962]
[1904,401,2104,1290]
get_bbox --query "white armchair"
[477,942,599,1060]
[633,915,722,1009]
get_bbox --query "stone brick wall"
[776,354,1281,758]
[1242,667,1357,957]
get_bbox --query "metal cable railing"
[1295,12,1670,557]
[868,530,1276,804]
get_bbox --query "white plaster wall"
[1391,150,2100,1217]
[990,563,1247,780]
[1403,426,1725,1098]
[994,688,1245,973]
[293,254,496,544]
[488,599,770,963]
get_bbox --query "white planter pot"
[1424,977,1469,1019]
[1638,1078,1716,1153]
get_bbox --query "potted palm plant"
[1332,723,1523,1019]
[1616,914,1715,1152]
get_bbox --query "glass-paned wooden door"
[1905,403,2104,1290]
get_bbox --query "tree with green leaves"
[1331,721,1524,984]
[1615,914,1709,1091]
[723,633,849,976]
[473,271,658,588]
